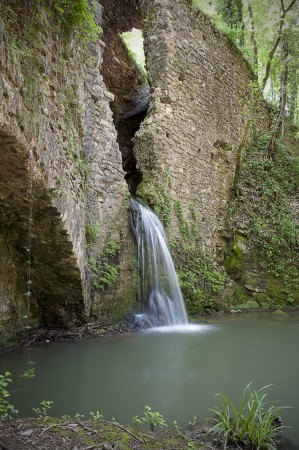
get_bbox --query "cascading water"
[130,198,189,327]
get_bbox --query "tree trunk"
[267,39,289,158]
[247,2,258,68]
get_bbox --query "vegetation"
[210,383,289,449]
[0,373,291,449]
[229,131,299,304]
[33,400,54,418]
[46,0,102,42]
[133,406,168,431]
[85,220,101,245]
[136,177,172,228]
[87,240,123,290]
[137,178,228,312]
[172,241,228,313]
[121,28,148,83]
[0,372,18,420]
[191,0,299,161]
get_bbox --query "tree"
[261,0,297,91]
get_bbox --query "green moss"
[266,276,288,305]
[109,284,138,323]
[230,284,249,304]
[224,235,247,275]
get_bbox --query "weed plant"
[0,372,18,420]
[133,405,168,431]
[209,383,290,449]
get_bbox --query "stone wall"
[135,0,269,262]
[0,0,129,338]
[0,0,274,340]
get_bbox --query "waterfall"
[130,198,188,327]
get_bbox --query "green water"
[1,314,298,448]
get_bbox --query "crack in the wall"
[99,0,149,195]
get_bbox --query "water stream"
[130,198,188,327]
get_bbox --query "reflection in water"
[0,314,298,449]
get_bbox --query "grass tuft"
[209,383,291,449]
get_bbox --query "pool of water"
[1,313,298,448]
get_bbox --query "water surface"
[1,314,298,448]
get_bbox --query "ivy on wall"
[38,0,102,42]
[87,240,123,291]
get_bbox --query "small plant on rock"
[133,405,168,431]
[209,383,290,449]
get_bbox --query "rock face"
[0,0,275,342]
[0,1,128,340]
[135,0,269,259]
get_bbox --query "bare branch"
[285,0,297,13]
[262,0,297,89]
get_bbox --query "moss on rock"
[224,234,247,276]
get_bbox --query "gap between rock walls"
[100,0,149,195]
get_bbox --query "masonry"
[0,0,271,343]
[0,0,129,339]
[135,0,269,261]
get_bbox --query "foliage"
[132,406,168,431]
[216,0,243,29]
[0,372,18,420]
[231,132,299,302]
[87,240,123,290]
[33,400,54,418]
[90,410,103,420]
[233,299,260,310]
[209,383,289,449]
[86,221,101,245]
[36,0,101,42]
[188,414,198,426]
[172,241,228,313]
[121,28,147,83]
[137,179,172,228]
[191,0,299,128]
[174,201,191,238]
